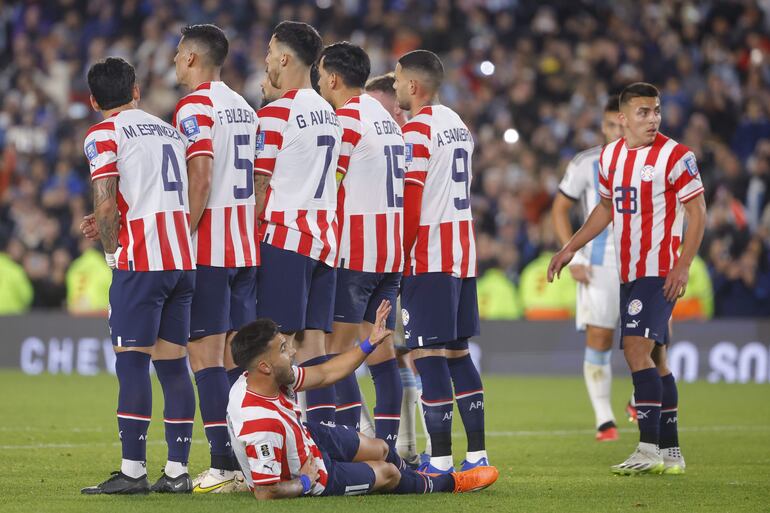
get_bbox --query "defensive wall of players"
[2,314,769,384]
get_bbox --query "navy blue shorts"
[108,269,196,347]
[256,243,336,333]
[334,269,401,329]
[305,422,375,497]
[401,273,480,349]
[189,265,257,339]
[619,277,673,346]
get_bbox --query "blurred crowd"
[1,0,769,317]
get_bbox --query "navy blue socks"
[448,353,485,452]
[301,355,337,425]
[659,373,679,449]
[369,358,403,449]
[116,351,152,466]
[632,367,663,445]
[194,366,235,470]
[413,356,454,459]
[154,357,195,466]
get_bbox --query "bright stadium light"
[480,60,495,76]
[316,0,332,8]
[503,128,519,144]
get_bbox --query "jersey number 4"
[161,144,184,205]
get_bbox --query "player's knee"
[373,438,389,461]
[375,462,401,490]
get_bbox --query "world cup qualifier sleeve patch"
[405,143,413,163]
[684,155,699,176]
[180,115,200,138]
[85,140,98,161]
[256,131,265,152]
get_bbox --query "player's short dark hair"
[87,57,136,110]
[604,94,620,113]
[365,73,396,95]
[320,42,370,89]
[619,82,659,106]
[398,50,444,91]
[181,24,229,67]
[230,319,281,369]
[273,21,322,67]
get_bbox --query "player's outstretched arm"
[547,196,613,282]
[298,300,393,391]
[93,177,120,256]
[663,193,706,302]
[187,155,213,232]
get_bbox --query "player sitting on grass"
[227,299,499,499]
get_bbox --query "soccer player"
[172,24,261,493]
[316,43,405,450]
[364,73,424,463]
[227,300,499,499]
[255,21,341,425]
[394,50,488,474]
[551,95,624,442]
[80,57,197,494]
[548,82,706,475]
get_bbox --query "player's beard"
[275,363,295,387]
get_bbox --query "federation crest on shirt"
[683,155,699,177]
[640,165,655,182]
[180,115,200,139]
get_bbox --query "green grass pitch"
[0,372,768,512]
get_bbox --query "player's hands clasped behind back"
[547,248,576,282]
[368,300,393,346]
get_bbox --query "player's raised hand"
[80,214,99,241]
[663,262,689,302]
[369,299,393,346]
[547,248,576,282]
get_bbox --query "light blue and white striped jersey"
[558,145,616,268]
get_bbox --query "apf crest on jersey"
[180,115,200,138]
[628,299,643,316]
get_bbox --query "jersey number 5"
[233,134,255,199]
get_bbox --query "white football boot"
[611,442,664,475]
[661,447,686,475]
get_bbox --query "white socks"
[164,461,187,478]
[583,347,615,429]
[429,455,454,471]
[359,397,376,438]
[465,450,488,464]
[396,368,419,460]
[121,459,146,479]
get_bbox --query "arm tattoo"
[254,174,271,217]
[93,177,120,253]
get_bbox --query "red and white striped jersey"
[84,109,194,272]
[403,105,476,278]
[255,89,342,267]
[173,81,259,268]
[336,94,404,273]
[598,133,705,283]
[227,368,329,495]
